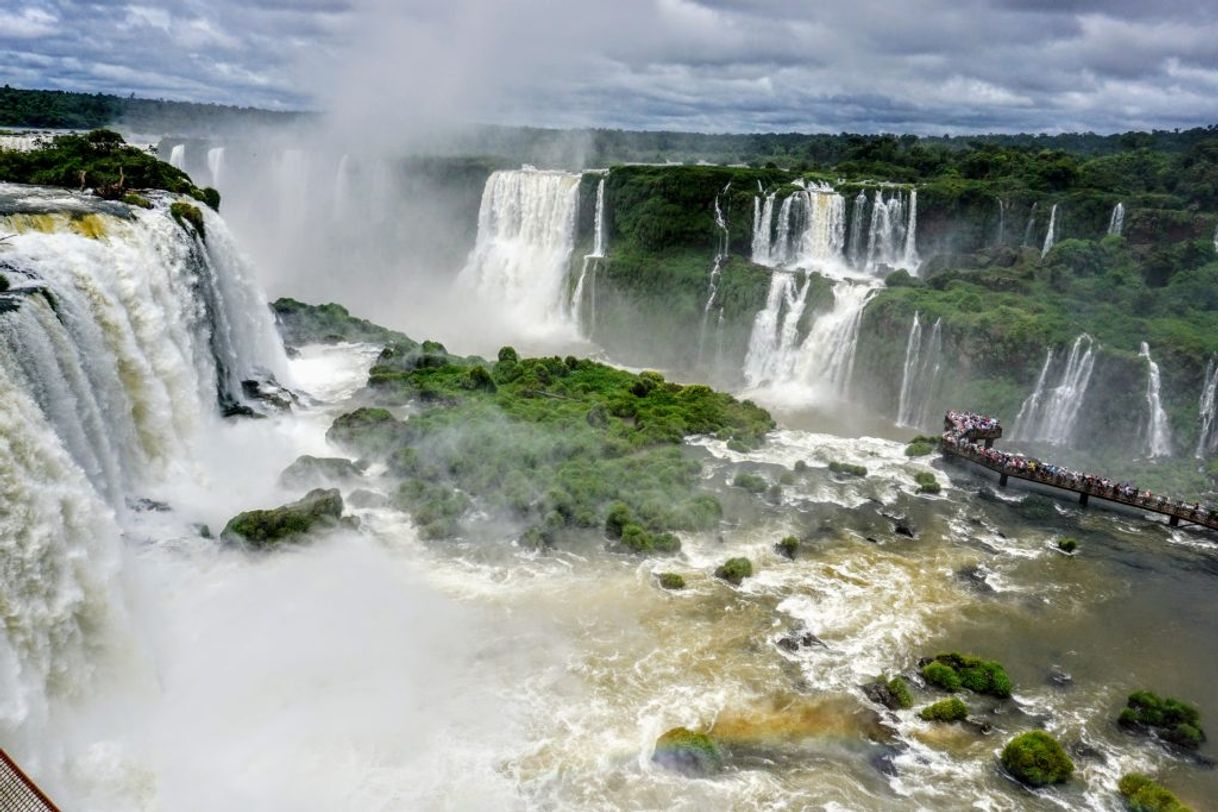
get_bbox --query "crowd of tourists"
[941,411,1218,527]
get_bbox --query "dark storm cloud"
[2,0,1217,133]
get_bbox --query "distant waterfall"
[207,147,226,188]
[896,312,943,429]
[865,189,919,273]
[847,191,867,267]
[1011,334,1096,446]
[572,176,609,339]
[1197,360,1218,458]
[591,177,607,259]
[996,199,1006,245]
[333,154,351,219]
[1108,202,1125,237]
[1140,342,1172,458]
[0,186,288,725]
[742,272,815,384]
[1023,202,1039,247]
[168,143,186,170]
[1041,203,1058,257]
[459,168,582,332]
[751,184,846,269]
[698,185,732,364]
[902,189,920,269]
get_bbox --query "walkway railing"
[0,749,60,812]
[939,411,1218,532]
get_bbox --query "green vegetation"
[0,128,219,205]
[1058,536,1079,553]
[914,471,941,494]
[732,471,769,493]
[865,675,913,711]
[272,298,417,348]
[775,535,800,559]
[169,202,204,237]
[829,461,867,477]
[1118,691,1206,749]
[279,455,363,490]
[1118,774,1194,812]
[121,192,151,208]
[221,488,345,548]
[658,572,686,590]
[1000,731,1074,787]
[919,697,969,722]
[326,407,402,457]
[905,440,936,457]
[921,653,1012,698]
[715,557,753,585]
[652,727,723,776]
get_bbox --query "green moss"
[924,653,1013,698]
[272,299,418,347]
[1058,536,1079,553]
[169,201,204,237]
[732,471,769,493]
[221,488,344,548]
[653,726,723,776]
[121,192,151,208]
[775,535,800,560]
[1118,774,1194,812]
[658,572,686,590]
[904,441,936,457]
[829,461,867,477]
[1000,731,1074,787]
[326,407,402,457]
[279,455,363,489]
[919,697,969,722]
[887,676,914,710]
[913,471,942,494]
[715,557,753,585]
[191,186,221,210]
[1118,691,1206,749]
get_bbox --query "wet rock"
[893,523,916,538]
[955,565,995,594]
[775,535,800,560]
[347,489,390,509]
[964,719,994,735]
[865,536,880,544]
[127,497,170,512]
[870,748,903,777]
[776,630,828,653]
[1046,665,1073,689]
[652,727,723,776]
[241,376,297,413]
[1067,739,1106,763]
[279,455,364,490]
[221,488,345,548]
[863,676,912,711]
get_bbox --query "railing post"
[1169,515,1180,528]
[1079,492,1088,508]
[999,472,1008,487]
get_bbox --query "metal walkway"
[0,750,60,812]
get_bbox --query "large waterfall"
[1011,334,1096,446]
[896,312,943,430]
[1140,342,1172,457]
[459,168,582,337]
[750,183,846,270]
[0,183,288,750]
[1197,360,1218,458]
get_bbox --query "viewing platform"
[939,410,1218,532]
[0,748,61,811]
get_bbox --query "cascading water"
[847,191,867,267]
[333,153,351,219]
[742,271,814,385]
[1108,202,1125,237]
[1197,360,1218,458]
[895,312,943,429]
[1011,334,1095,446]
[864,189,919,273]
[207,147,225,189]
[591,176,607,259]
[751,184,846,270]
[1022,201,1039,247]
[168,144,186,170]
[459,168,582,336]
[1040,203,1059,257]
[1140,342,1172,458]
[571,175,608,338]
[697,184,732,364]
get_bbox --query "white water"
[459,168,582,340]
[1196,360,1218,458]
[1140,342,1172,458]
[1107,202,1125,237]
[591,176,607,259]
[570,176,608,339]
[206,147,225,189]
[750,184,846,270]
[1011,334,1096,446]
[332,154,351,219]
[895,312,943,430]
[697,185,733,364]
[168,144,186,170]
[1022,201,1039,247]
[847,191,867,267]
[1041,203,1058,257]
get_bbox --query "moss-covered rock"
[121,192,151,208]
[1117,773,1194,812]
[272,298,418,348]
[652,726,723,776]
[904,440,936,457]
[658,572,686,590]
[829,460,868,477]
[864,675,913,711]
[221,488,344,547]
[1118,691,1206,749]
[715,557,753,585]
[326,408,402,457]
[732,471,768,493]
[775,535,800,560]
[1058,536,1079,553]
[1000,731,1074,787]
[169,201,204,237]
[919,697,969,722]
[914,471,941,494]
[279,455,363,490]
[921,653,1013,698]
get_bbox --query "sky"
[3,0,1218,134]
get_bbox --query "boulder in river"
[221,488,345,548]
[652,727,723,776]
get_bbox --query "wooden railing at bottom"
[0,749,61,812]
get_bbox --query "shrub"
[732,471,768,493]
[914,471,941,494]
[653,727,722,775]
[922,661,962,692]
[1117,773,1194,812]
[829,460,867,477]
[1058,536,1079,553]
[193,186,221,210]
[497,346,519,364]
[1000,731,1074,787]
[775,535,799,559]
[604,502,633,539]
[924,653,1012,698]
[1118,691,1206,749]
[919,697,969,722]
[658,572,686,590]
[905,441,936,457]
[715,557,753,585]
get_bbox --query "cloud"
[1,0,1216,133]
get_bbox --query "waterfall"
[0,184,288,733]
[790,281,877,400]
[459,168,582,332]
[865,189,918,273]
[207,147,226,189]
[896,312,943,429]
[751,186,845,270]
[847,191,867,268]
[1023,202,1039,247]
[333,154,351,219]
[902,188,920,269]
[1140,342,1172,458]
[1041,203,1058,257]
[751,193,775,265]
[997,199,1006,245]
[742,272,814,384]
[591,177,607,258]
[1108,202,1125,237]
[168,143,186,170]
[698,184,732,364]
[1011,334,1096,446]
[1196,360,1218,458]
